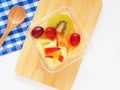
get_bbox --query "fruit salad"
[29,8,86,72]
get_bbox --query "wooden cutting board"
[15,0,102,89]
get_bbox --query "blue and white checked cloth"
[0,0,39,56]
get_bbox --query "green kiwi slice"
[47,14,75,37]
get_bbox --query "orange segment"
[56,32,70,49]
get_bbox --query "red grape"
[31,26,44,38]
[45,27,57,39]
[70,33,81,46]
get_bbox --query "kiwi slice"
[47,14,75,37]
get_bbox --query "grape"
[70,33,81,46]
[45,27,57,39]
[31,26,44,38]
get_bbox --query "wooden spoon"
[0,6,26,47]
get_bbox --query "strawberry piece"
[45,47,60,55]
[46,56,53,58]
[58,55,64,62]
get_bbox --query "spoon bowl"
[0,6,26,48]
[8,6,26,25]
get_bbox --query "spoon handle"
[0,25,13,48]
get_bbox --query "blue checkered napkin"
[0,0,39,56]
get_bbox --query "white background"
[0,0,120,90]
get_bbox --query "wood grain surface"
[15,0,102,89]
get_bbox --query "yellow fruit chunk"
[60,46,67,59]
[44,40,57,48]
[40,39,52,46]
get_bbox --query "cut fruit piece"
[46,56,53,58]
[39,39,52,46]
[36,41,45,57]
[46,55,64,63]
[47,14,75,37]
[60,46,67,59]
[47,49,61,57]
[58,55,64,62]
[40,39,52,43]
[46,47,66,63]
[45,47,60,55]
[44,40,57,48]
[56,32,70,49]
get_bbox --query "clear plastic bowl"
[27,7,87,73]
